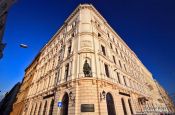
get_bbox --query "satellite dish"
[20,44,28,48]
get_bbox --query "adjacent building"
[10,53,40,115]
[0,0,14,59]
[154,80,175,114]
[171,94,175,108]
[0,82,20,115]
[13,4,175,115]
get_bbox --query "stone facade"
[15,4,175,115]
[10,53,40,115]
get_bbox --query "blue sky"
[0,0,175,95]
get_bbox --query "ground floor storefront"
[24,78,173,115]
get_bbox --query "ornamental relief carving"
[81,40,92,47]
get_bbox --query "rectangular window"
[115,48,118,54]
[101,45,106,56]
[129,79,132,88]
[104,64,110,78]
[121,98,127,115]
[123,76,127,86]
[97,23,100,28]
[65,63,69,81]
[117,72,121,84]
[119,60,122,68]
[67,45,71,55]
[124,56,127,62]
[124,64,127,71]
[98,33,101,37]
[55,70,60,84]
[67,41,72,56]
[120,52,123,58]
[113,56,116,64]
[110,43,113,49]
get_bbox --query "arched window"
[49,99,54,115]
[121,98,127,115]
[128,99,133,114]
[43,101,47,115]
[106,93,116,115]
[60,93,69,115]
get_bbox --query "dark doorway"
[106,93,116,115]
[60,93,69,115]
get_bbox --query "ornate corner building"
[11,4,175,115]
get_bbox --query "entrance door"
[60,93,69,115]
[106,93,116,115]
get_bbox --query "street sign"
[58,102,62,107]
[81,104,95,112]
